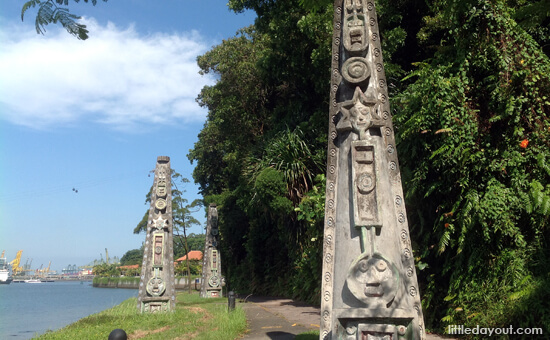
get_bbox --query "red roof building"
[176,250,203,262]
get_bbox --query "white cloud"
[0,19,215,131]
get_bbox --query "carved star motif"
[337,87,383,139]
[151,216,167,230]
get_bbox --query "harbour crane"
[9,250,23,276]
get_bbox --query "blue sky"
[0,0,255,273]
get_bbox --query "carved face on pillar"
[344,0,367,54]
[346,253,398,307]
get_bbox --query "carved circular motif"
[328,182,335,191]
[407,266,414,277]
[357,173,375,193]
[322,330,329,340]
[155,198,167,210]
[332,84,338,93]
[390,162,397,171]
[333,68,339,77]
[334,53,339,61]
[410,286,417,297]
[325,253,333,263]
[327,217,334,227]
[336,6,341,15]
[146,277,166,297]
[374,48,381,57]
[323,310,330,321]
[155,246,162,254]
[324,291,330,301]
[379,79,386,88]
[325,234,332,245]
[383,111,389,120]
[367,2,374,10]
[395,195,402,206]
[387,145,394,154]
[211,228,219,236]
[401,229,408,240]
[342,57,370,84]
[415,305,421,315]
[327,200,334,209]
[325,272,331,282]
[332,98,337,107]
[403,248,411,259]
[371,33,378,41]
[398,212,405,223]
[209,275,220,287]
[330,148,336,157]
[335,37,340,45]
[380,94,387,103]
[370,18,376,26]
[376,63,383,72]
[398,325,407,335]
[330,165,336,174]
[335,22,341,30]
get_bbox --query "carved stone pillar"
[200,204,224,297]
[137,156,176,313]
[320,1,425,339]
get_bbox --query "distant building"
[176,251,203,262]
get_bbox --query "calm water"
[0,281,137,339]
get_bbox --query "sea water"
[0,281,137,339]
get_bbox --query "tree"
[119,248,143,266]
[21,0,108,40]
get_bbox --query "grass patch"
[295,330,320,340]
[35,292,247,339]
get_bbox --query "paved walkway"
[238,296,453,340]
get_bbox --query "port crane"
[9,250,24,275]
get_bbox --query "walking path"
[238,296,453,340]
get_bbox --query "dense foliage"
[189,0,550,334]
[120,248,143,266]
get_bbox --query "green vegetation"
[189,0,550,335]
[92,276,140,287]
[295,330,320,340]
[21,0,108,40]
[120,248,143,266]
[35,292,247,340]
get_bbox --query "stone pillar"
[137,156,176,313]
[200,204,224,297]
[320,1,426,339]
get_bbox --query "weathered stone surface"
[320,1,425,339]
[200,203,224,297]
[137,156,176,313]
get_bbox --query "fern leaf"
[438,230,451,254]
[542,195,550,215]
[537,153,550,176]
[21,0,42,21]
[35,1,54,35]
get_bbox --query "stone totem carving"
[320,1,426,339]
[200,203,224,297]
[137,156,176,313]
